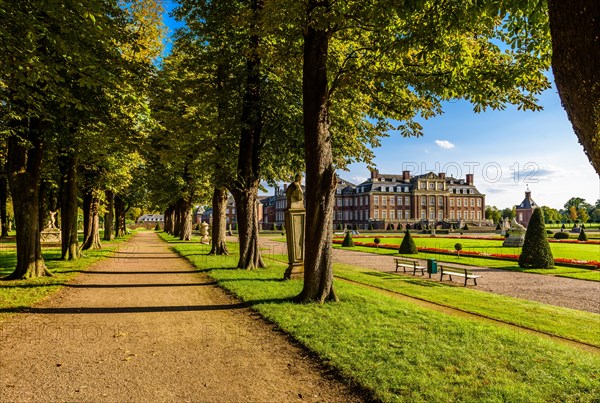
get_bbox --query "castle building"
[516,189,537,227]
[266,169,486,230]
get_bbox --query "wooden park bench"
[394,258,426,276]
[439,265,480,286]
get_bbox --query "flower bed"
[333,239,600,269]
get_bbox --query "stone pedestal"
[40,229,61,244]
[502,229,525,247]
[284,209,305,280]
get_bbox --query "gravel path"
[258,236,600,314]
[0,232,361,402]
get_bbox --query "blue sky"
[161,2,599,211]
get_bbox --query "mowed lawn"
[338,235,600,262]
[0,233,133,323]
[329,234,600,281]
[163,233,600,403]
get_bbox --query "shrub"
[578,229,588,242]
[398,230,417,254]
[272,223,277,230]
[463,223,469,230]
[397,223,403,231]
[454,243,463,257]
[495,223,502,230]
[368,223,374,230]
[519,208,554,269]
[373,237,381,248]
[386,223,394,231]
[341,231,355,247]
[154,222,161,231]
[546,230,553,235]
[554,232,569,239]
[561,223,566,230]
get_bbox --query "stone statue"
[510,217,526,230]
[46,210,58,229]
[503,217,526,247]
[286,174,304,209]
[284,174,305,280]
[200,222,210,244]
[41,210,61,244]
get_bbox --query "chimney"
[439,172,446,179]
[370,169,379,180]
[466,174,474,185]
[402,170,410,181]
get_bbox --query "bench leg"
[464,277,467,287]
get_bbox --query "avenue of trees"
[1,0,598,303]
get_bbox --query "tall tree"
[547,0,600,175]
[274,0,552,302]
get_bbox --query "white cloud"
[435,140,455,149]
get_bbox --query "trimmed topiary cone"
[341,231,355,247]
[578,228,588,241]
[398,230,418,254]
[519,208,554,269]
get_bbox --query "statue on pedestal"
[502,217,526,247]
[200,222,210,244]
[284,174,305,280]
[41,210,61,244]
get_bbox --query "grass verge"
[162,233,600,402]
[332,264,600,347]
[0,234,133,323]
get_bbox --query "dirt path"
[257,236,600,314]
[0,232,360,403]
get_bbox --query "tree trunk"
[547,0,600,175]
[231,0,265,270]
[81,188,102,250]
[59,154,79,260]
[114,195,126,238]
[209,187,229,255]
[0,175,9,238]
[164,205,174,235]
[38,180,48,231]
[179,199,193,241]
[5,119,51,279]
[232,187,264,269]
[104,189,114,241]
[173,198,183,238]
[295,1,338,303]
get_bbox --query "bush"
[397,223,403,231]
[368,223,374,230]
[454,243,463,257]
[519,208,554,269]
[373,237,381,248]
[546,230,553,235]
[463,223,469,230]
[495,223,502,230]
[554,232,569,239]
[341,231,355,247]
[154,222,161,231]
[386,223,394,231]
[561,223,566,230]
[578,229,588,242]
[398,230,417,254]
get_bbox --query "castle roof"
[517,190,537,210]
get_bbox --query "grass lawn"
[162,233,600,402]
[339,235,600,262]
[0,233,133,324]
[332,264,600,347]
[331,243,600,282]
